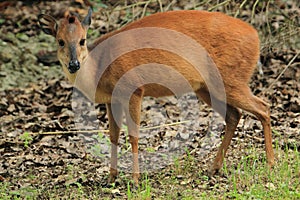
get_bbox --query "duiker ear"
[38,14,58,36]
[81,7,92,29]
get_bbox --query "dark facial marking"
[68,16,76,24]
[68,43,80,73]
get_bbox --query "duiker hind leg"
[196,89,242,175]
[227,86,274,168]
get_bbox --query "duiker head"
[38,8,92,75]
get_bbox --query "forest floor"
[0,0,299,199]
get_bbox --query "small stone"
[266,182,276,190]
[111,188,121,195]
[7,104,16,112]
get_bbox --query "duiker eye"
[79,39,85,46]
[58,39,65,47]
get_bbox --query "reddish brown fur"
[38,10,274,185]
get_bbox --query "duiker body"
[38,9,274,185]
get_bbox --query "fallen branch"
[31,120,190,136]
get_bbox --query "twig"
[265,0,271,36]
[251,0,260,23]
[139,120,189,131]
[261,28,299,53]
[262,52,299,94]
[114,0,156,11]
[156,0,163,12]
[141,0,152,18]
[208,0,230,11]
[194,0,213,9]
[31,120,190,136]
[234,0,248,18]
[164,0,176,11]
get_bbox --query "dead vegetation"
[0,0,299,199]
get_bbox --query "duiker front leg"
[124,91,143,186]
[107,103,123,183]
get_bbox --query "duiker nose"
[68,60,80,73]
